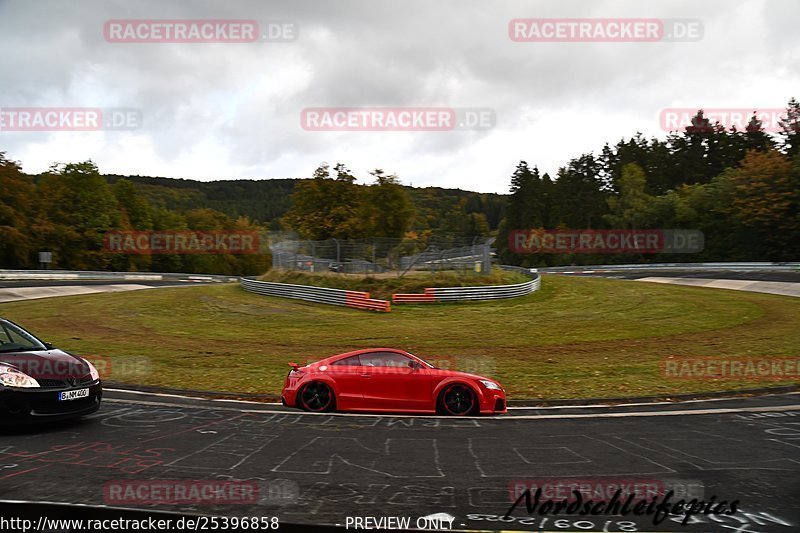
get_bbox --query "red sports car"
[281,348,506,415]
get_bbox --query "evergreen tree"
[744,112,776,153]
[550,154,607,229]
[605,163,654,230]
[779,97,800,157]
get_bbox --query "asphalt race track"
[0,280,194,288]
[553,271,800,283]
[544,270,800,299]
[1,391,799,532]
[0,279,214,304]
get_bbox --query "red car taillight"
[286,369,305,385]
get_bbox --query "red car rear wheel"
[299,381,335,412]
[438,384,477,416]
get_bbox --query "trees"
[0,153,36,268]
[496,98,800,266]
[436,198,490,239]
[114,179,153,230]
[284,164,414,240]
[495,161,549,263]
[744,113,776,153]
[779,97,800,157]
[35,162,119,270]
[360,169,414,239]
[499,161,553,233]
[283,163,362,240]
[726,150,800,260]
[551,154,607,229]
[5,96,800,272]
[604,163,654,230]
[0,155,272,275]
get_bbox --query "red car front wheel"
[438,384,477,416]
[299,381,335,412]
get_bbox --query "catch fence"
[270,237,494,276]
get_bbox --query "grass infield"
[1,275,798,399]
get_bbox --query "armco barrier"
[540,262,800,273]
[393,265,540,303]
[243,267,538,310]
[0,269,238,282]
[392,289,436,303]
[240,277,390,312]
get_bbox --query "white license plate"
[59,388,89,401]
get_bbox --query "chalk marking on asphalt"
[140,413,250,444]
[104,388,280,405]
[0,466,45,481]
[508,392,800,410]
[106,387,799,410]
[103,397,800,420]
[81,406,134,420]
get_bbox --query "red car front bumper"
[476,387,507,414]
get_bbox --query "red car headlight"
[479,379,502,391]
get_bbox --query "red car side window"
[332,355,361,366]
[359,352,411,368]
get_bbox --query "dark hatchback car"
[0,317,102,423]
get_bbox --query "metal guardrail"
[0,269,238,282]
[540,262,800,273]
[394,265,541,303]
[243,266,539,311]
[240,278,390,312]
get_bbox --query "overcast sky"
[1,0,798,193]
